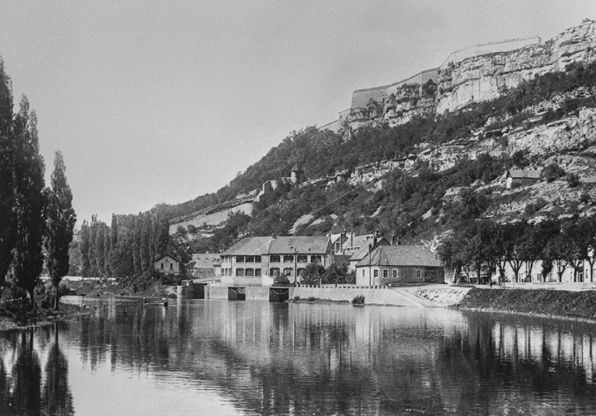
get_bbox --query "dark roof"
[221,237,272,256]
[349,237,390,261]
[355,245,441,268]
[221,236,331,256]
[507,169,541,180]
[267,236,330,255]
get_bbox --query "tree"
[45,151,76,309]
[0,58,15,286]
[12,96,46,308]
[301,263,325,286]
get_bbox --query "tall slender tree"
[0,59,15,286]
[12,96,46,307]
[45,151,76,309]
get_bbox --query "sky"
[0,0,594,227]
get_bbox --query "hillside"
[160,20,596,253]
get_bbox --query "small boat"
[143,298,168,307]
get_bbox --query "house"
[189,253,220,279]
[355,245,444,286]
[219,236,333,286]
[154,255,180,275]
[503,169,542,189]
[347,234,390,271]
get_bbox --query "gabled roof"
[355,245,441,268]
[342,234,372,250]
[191,254,220,268]
[154,255,180,263]
[221,236,331,256]
[221,237,273,256]
[267,236,330,255]
[349,237,390,261]
[507,169,541,180]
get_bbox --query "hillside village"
[63,19,596,294]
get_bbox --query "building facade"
[154,255,180,275]
[220,236,333,286]
[355,245,444,286]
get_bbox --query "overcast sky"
[0,0,593,226]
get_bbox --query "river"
[1,297,596,415]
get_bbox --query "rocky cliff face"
[339,20,596,131]
[436,19,596,114]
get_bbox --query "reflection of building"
[220,236,332,285]
[355,245,443,286]
[154,255,180,275]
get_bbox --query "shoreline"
[0,303,93,332]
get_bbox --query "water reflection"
[1,299,596,415]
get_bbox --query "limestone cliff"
[436,19,596,114]
[332,19,596,132]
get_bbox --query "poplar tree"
[45,151,76,309]
[0,59,15,285]
[80,220,90,276]
[12,96,46,307]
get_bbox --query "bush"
[566,173,580,188]
[352,295,365,305]
[543,163,565,183]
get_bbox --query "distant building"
[355,245,443,286]
[220,236,332,286]
[189,253,220,279]
[154,255,180,275]
[503,169,542,189]
[347,234,390,271]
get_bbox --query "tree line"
[437,216,596,284]
[0,59,76,309]
[76,212,173,281]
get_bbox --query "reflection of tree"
[11,331,42,414]
[42,325,74,416]
[0,354,10,414]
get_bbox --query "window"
[236,268,245,277]
[254,256,261,263]
[255,268,261,276]
[170,263,173,270]
[392,269,397,278]
[270,255,280,263]
[297,268,305,277]
[362,270,365,277]
[311,255,322,263]
[245,256,254,263]
[416,269,421,278]
[297,255,308,263]
[160,263,164,269]
[270,268,280,277]
[283,268,293,276]
[284,255,294,263]
[245,268,254,277]
[374,270,379,278]
[383,270,388,278]
[334,242,340,251]
[236,255,245,263]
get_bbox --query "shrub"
[543,163,565,183]
[566,172,580,188]
[352,295,365,305]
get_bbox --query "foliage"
[45,151,76,309]
[543,163,565,182]
[352,295,365,305]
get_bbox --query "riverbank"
[0,303,92,332]
[453,287,596,321]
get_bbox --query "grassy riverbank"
[454,288,596,321]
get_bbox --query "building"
[220,236,333,286]
[154,255,180,275]
[347,235,390,271]
[355,245,443,286]
[189,253,220,279]
[503,169,542,189]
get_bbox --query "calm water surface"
[1,297,596,415]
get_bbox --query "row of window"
[231,255,322,263]
[221,268,307,277]
[364,269,422,278]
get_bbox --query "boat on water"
[143,298,168,307]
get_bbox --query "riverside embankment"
[452,287,596,321]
